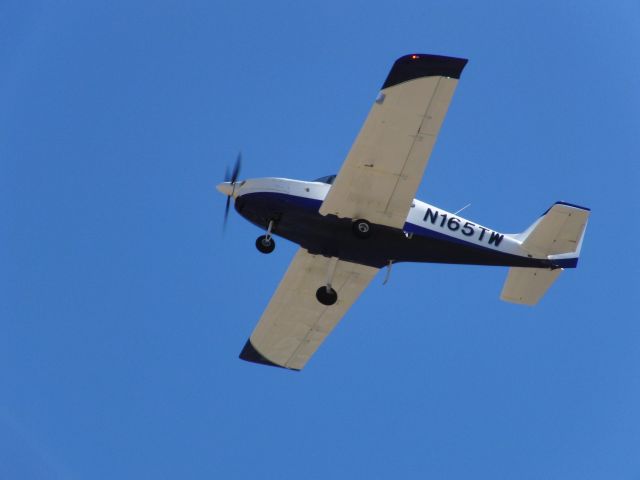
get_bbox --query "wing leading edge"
[319,53,468,229]
[240,249,379,371]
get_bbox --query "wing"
[319,53,468,229]
[239,248,379,371]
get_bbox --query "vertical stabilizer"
[501,201,589,305]
[519,202,590,258]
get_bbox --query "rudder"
[519,201,590,258]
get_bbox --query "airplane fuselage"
[227,177,566,270]
[216,53,590,370]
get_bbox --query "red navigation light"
[411,54,419,59]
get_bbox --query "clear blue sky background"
[2,1,639,478]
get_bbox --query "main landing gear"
[316,257,339,306]
[352,219,372,239]
[316,286,337,306]
[254,217,370,305]
[255,220,276,254]
[312,219,373,306]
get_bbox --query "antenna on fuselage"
[454,203,471,215]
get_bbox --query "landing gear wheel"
[352,219,372,239]
[316,286,338,306]
[255,235,275,254]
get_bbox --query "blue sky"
[2,1,639,478]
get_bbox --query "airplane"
[217,53,590,371]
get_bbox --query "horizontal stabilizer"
[500,267,562,305]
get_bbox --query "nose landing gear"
[256,235,275,254]
[255,220,276,254]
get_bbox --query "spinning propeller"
[218,152,242,229]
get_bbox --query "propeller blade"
[231,152,242,183]
[221,151,242,232]
[224,195,231,228]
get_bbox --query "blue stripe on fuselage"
[240,191,503,254]
[236,191,578,269]
[403,221,496,252]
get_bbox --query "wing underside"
[319,54,468,229]
[240,248,379,371]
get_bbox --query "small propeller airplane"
[217,54,590,371]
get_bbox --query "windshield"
[314,175,337,185]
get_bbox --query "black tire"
[316,286,338,306]
[352,219,372,239]
[255,235,275,254]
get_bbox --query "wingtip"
[382,53,468,89]
[239,339,300,371]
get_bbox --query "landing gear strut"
[256,220,276,254]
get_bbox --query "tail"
[501,201,590,305]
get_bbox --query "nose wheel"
[256,235,275,254]
[255,219,276,254]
